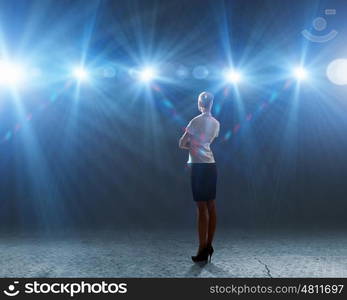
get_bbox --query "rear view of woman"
[179,91,220,263]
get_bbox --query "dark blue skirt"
[189,163,217,202]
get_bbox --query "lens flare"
[73,67,89,81]
[138,67,157,82]
[224,69,242,83]
[0,60,25,85]
[293,67,308,80]
[326,59,347,86]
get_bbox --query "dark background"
[0,0,347,231]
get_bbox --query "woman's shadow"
[185,262,234,277]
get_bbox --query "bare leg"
[196,201,209,251]
[206,199,217,246]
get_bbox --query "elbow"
[178,139,184,149]
[180,143,190,150]
[179,139,188,149]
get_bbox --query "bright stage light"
[293,67,308,81]
[224,69,242,84]
[73,67,89,81]
[0,60,25,85]
[138,67,157,82]
[326,58,347,86]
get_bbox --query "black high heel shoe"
[191,247,209,263]
[206,244,214,262]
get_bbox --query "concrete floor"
[0,228,346,277]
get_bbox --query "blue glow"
[192,65,209,79]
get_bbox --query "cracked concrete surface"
[254,258,272,278]
[0,228,346,277]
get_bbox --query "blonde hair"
[198,91,214,111]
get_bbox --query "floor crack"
[255,257,272,278]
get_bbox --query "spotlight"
[224,69,242,84]
[293,67,308,81]
[0,60,25,85]
[73,67,89,81]
[138,66,157,82]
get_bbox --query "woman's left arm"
[179,131,191,149]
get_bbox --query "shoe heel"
[207,244,214,262]
[191,247,209,263]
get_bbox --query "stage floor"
[0,228,346,277]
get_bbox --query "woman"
[179,91,220,263]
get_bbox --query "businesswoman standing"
[179,91,220,263]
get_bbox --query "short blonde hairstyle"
[198,91,214,110]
